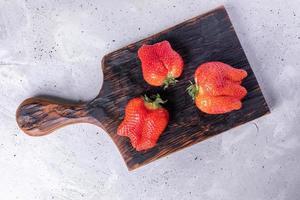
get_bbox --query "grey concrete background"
[0,0,300,199]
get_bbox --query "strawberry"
[138,40,184,88]
[117,94,169,151]
[187,62,248,114]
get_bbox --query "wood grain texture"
[16,6,270,170]
[16,97,99,136]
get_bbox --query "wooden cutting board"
[16,6,270,170]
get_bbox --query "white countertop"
[1,0,300,199]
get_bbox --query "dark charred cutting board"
[16,6,270,170]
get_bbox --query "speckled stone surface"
[0,0,300,199]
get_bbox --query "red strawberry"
[187,62,248,114]
[117,94,169,151]
[138,40,184,88]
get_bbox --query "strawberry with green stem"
[138,40,184,89]
[117,94,169,151]
[187,62,248,114]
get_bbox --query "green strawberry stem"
[186,81,199,101]
[143,94,167,110]
[163,74,178,89]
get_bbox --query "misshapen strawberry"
[138,40,184,88]
[117,94,169,151]
[187,62,248,114]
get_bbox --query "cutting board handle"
[16,97,96,136]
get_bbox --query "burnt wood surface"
[16,6,270,170]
